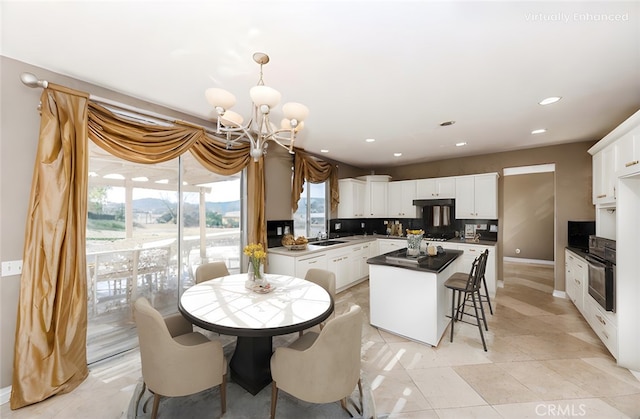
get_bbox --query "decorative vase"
[246,260,265,289]
[406,233,423,257]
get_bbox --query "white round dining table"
[179,273,334,395]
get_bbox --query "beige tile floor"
[3,262,639,418]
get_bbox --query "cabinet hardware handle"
[625,160,639,167]
[309,261,317,264]
[602,331,609,340]
[595,314,606,326]
[597,194,607,198]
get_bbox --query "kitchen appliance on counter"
[568,220,595,252]
[586,235,616,312]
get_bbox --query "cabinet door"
[327,251,350,290]
[473,174,498,219]
[593,146,616,205]
[338,179,365,218]
[367,181,388,217]
[416,179,437,198]
[437,177,456,198]
[388,180,417,217]
[377,239,405,255]
[295,253,327,278]
[615,127,640,177]
[455,176,475,218]
[387,182,404,217]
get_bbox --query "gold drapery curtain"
[87,102,265,246]
[11,93,267,410]
[11,84,90,409]
[291,149,339,213]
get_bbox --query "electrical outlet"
[1,260,23,277]
[361,222,365,228]
[335,223,341,230]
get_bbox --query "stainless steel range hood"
[412,198,455,206]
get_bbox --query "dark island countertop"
[367,249,463,274]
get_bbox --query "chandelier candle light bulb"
[205,52,309,161]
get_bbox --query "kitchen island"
[367,248,464,346]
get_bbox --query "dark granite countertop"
[367,248,463,273]
[566,246,589,259]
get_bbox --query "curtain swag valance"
[291,149,339,213]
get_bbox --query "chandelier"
[206,52,309,161]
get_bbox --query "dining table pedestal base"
[229,336,273,395]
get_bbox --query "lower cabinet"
[448,243,497,297]
[565,249,587,315]
[564,248,618,358]
[377,238,406,255]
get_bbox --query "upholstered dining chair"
[195,261,230,284]
[133,297,227,419]
[299,268,337,336]
[270,304,364,418]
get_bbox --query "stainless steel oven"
[586,235,616,312]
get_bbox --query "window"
[293,180,327,238]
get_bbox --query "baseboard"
[0,385,11,405]
[552,290,566,299]
[503,257,555,266]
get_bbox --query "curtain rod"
[20,72,217,134]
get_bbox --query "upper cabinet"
[337,179,366,218]
[388,180,418,217]
[415,177,456,199]
[358,175,390,218]
[614,126,640,178]
[455,173,498,219]
[592,144,617,206]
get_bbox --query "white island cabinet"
[368,249,463,346]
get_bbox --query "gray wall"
[503,172,555,261]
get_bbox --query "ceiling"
[2,1,640,169]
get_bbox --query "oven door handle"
[585,255,606,268]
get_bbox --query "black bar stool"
[444,249,489,351]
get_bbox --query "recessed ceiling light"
[393,153,402,157]
[455,142,467,147]
[531,129,547,135]
[440,121,456,127]
[320,149,329,153]
[365,138,375,143]
[539,96,562,105]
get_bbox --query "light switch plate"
[1,260,23,277]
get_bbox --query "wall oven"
[586,235,616,312]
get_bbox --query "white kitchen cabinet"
[376,238,405,255]
[585,294,618,358]
[358,175,390,218]
[455,173,498,219]
[416,177,456,199]
[268,251,327,278]
[294,253,328,278]
[614,126,640,177]
[387,180,418,217]
[565,249,587,315]
[326,248,351,291]
[592,145,616,205]
[337,178,366,218]
[454,243,497,297]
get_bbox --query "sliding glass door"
[86,143,242,364]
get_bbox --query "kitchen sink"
[310,240,346,247]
